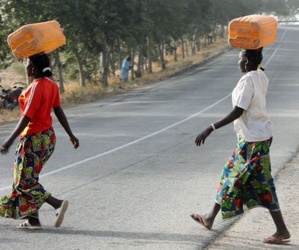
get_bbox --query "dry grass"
[0,37,230,124]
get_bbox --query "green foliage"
[0,0,296,84]
[11,61,26,76]
[260,0,290,16]
[285,0,299,15]
[0,15,14,69]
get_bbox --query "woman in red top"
[0,53,79,229]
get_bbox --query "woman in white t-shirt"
[190,48,291,244]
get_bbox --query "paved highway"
[0,25,299,250]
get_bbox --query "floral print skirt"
[0,128,56,219]
[216,136,280,219]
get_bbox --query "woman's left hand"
[69,136,79,149]
[0,139,14,154]
[195,126,213,146]
[0,146,8,154]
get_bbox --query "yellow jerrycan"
[228,15,277,49]
[7,20,66,59]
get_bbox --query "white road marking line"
[0,30,287,191]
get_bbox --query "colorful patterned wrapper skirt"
[0,128,56,219]
[216,136,280,219]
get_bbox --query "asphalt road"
[0,25,299,250]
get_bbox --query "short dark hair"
[29,53,52,77]
[244,47,263,65]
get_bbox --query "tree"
[0,0,67,88]
[260,0,289,16]
[0,0,297,89]
[285,0,299,15]
[0,15,14,70]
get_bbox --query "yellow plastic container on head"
[7,20,66,59]
[228,15,277,49]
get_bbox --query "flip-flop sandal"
[55,200,69,228]
[16,220,42,230]
[263,236,291,244]
[190,214,211,230]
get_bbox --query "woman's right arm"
[0,115,31,154]
[213,106,244,130]
[195,106,244,146]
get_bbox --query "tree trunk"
[204,35,207,47]
[185,39,189,57]
[196,36,201,52]
[116,37,122,70]
[219,25,224,38]
[136,44,143,77]
[74,49,86,87]
[130,50,135,81]
[158,35,166,70]
[173,41,177,62]
[181,37,185,59]
[101,49,110,87]
[54,51,64,93]
[110,51,116,76]
[191,35,196,55]
[147,36,152,73]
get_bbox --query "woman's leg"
[207,202,221,225]
[6,132,53,222]
[46,195,63,210]
[27,212,41,227]
[268,210,291,239]
[191,202,220,230]
[46,195,69,228]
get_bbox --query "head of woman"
[238,47,263,73]
[26,53,52,79]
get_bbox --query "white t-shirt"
[232,70,273,142]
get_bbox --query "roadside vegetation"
[0,37,229,124]
[0,0,298,124]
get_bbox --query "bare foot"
[264,230,291,244]
[190,214,213,230]
[269,231,291,240]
